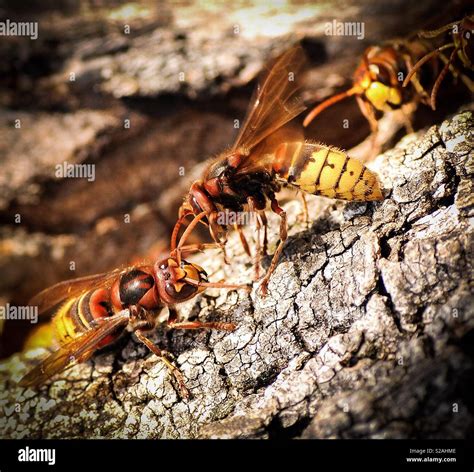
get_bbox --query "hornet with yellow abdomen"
[303,38,438,137]
[272,140,381,201]
[21,246,247,399]
[305,13,474,137]
[171,45,384,296]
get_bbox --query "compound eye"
[375,66,391,86]
[157,258,168,271]
[191,196,202,214]
[165,282,197,300]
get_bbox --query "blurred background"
[0,0,472,356]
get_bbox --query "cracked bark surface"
[0,110,472,439]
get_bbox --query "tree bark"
[1,110,472,439]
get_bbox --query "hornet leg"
[259,198,287,296]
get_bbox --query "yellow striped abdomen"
[23,297,79,352]
[23,323,57,351]
[273,142,383,201]
[53,297,83,345]
[52,289,119,348]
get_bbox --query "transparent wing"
[232,45,307,155]
[29,267,133,315]
[235,125,304,175]
[19,309,130,387]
